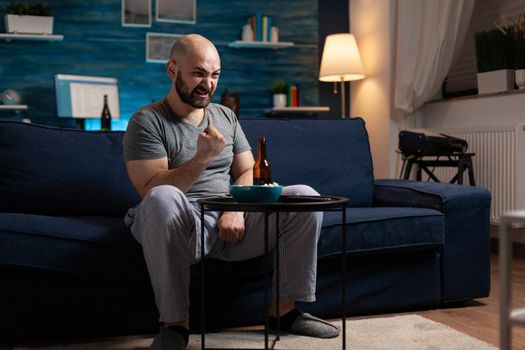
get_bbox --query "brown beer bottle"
[100,94,111,131]
[253,136,272,185]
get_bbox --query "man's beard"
[175,73,215,108]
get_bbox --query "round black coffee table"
[197,195,349,350]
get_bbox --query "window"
[443,0,525,97]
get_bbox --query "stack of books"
[286,84,299,107]
[248,13,272,42]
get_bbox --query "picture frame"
[156,0,196,24]
[146,32,183,63]
[122,0,151,27]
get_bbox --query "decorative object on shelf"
[319,33,365,118]
[1,89,21,105]
[475,26,515,94]
[5,2,53,34]
[0,88,26,114]
[156,0,196,24]
[122,0,151,27]
[286,84,299,107]
[146,32,182,63]
[270,26,278,43]
[239,13,277,43]
[271,81,287,108]
[513,12,525,89]
[220,90,240,117]
[241,23,254,42]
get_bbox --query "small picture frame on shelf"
[156,0,196,24]
[146,32,183,63]
[122,0,151,27]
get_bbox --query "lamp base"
[340,78,346,119]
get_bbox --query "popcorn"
[262,182,280,187]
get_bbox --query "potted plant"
[5,2,53,35]
[513,12,525,89]
[271,81,287,108]
[475,26,515,94]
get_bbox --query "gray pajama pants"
[125,184,323,323]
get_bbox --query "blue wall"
[0,0,319,130]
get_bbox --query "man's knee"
[141,185,191,221]
[283,184,320,196]
[144,185,184,205]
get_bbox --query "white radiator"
[424,124,525,223]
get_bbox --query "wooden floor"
[391,254,525,348]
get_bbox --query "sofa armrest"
[374,179,492,303]
[373,179,491,213]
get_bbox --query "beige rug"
[10,315,496,350]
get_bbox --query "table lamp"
[319,33,365,118]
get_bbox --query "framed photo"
[156,0,196,24]
[146,32,183,63]
[122,0,151,27]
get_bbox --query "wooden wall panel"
[0,0,318,129]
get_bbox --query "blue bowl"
[230,185,284,203]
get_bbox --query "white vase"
[270,26,279,43]
[477,69,515,94]
[5,14,54,34]
[515,69,525,89]
[273,94,286,108]
[241,24,254,42]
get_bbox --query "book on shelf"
[249,15,256,39]
[286,84,299,107]
[248,13,273,42]
[262,16,267,42]
[266,17,272,42]
[256,13,262,41]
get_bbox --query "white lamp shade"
[319,33,365,82]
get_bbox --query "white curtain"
[394,0,475,114]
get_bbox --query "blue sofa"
[0,118,491,339]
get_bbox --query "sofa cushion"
[0,121,140,216]
[240,118,374,207]
[0,213,148,286]
[318,207,444,257]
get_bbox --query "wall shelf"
[266,106,330,116]
[0,105,28,112]
[0,33,64,42]
[228,40,294,49]
[269,106,330,113]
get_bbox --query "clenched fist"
[218,211,245,243]
[197,125,226,160]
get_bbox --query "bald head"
[170,34,220,68]
[166,34,221,109]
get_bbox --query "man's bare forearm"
[220,168,253,217]
[234,168,253,186]
[144,153,213,196]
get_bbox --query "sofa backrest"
[0,118,375,216]
[240,118,374,207]
[0,121,140,217]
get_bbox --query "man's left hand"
[218,211,245,243]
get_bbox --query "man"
[123,34,340,350]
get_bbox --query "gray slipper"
[289,313,341,339]
[150,327,187,350]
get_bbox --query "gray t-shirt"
[123,99,251,199]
